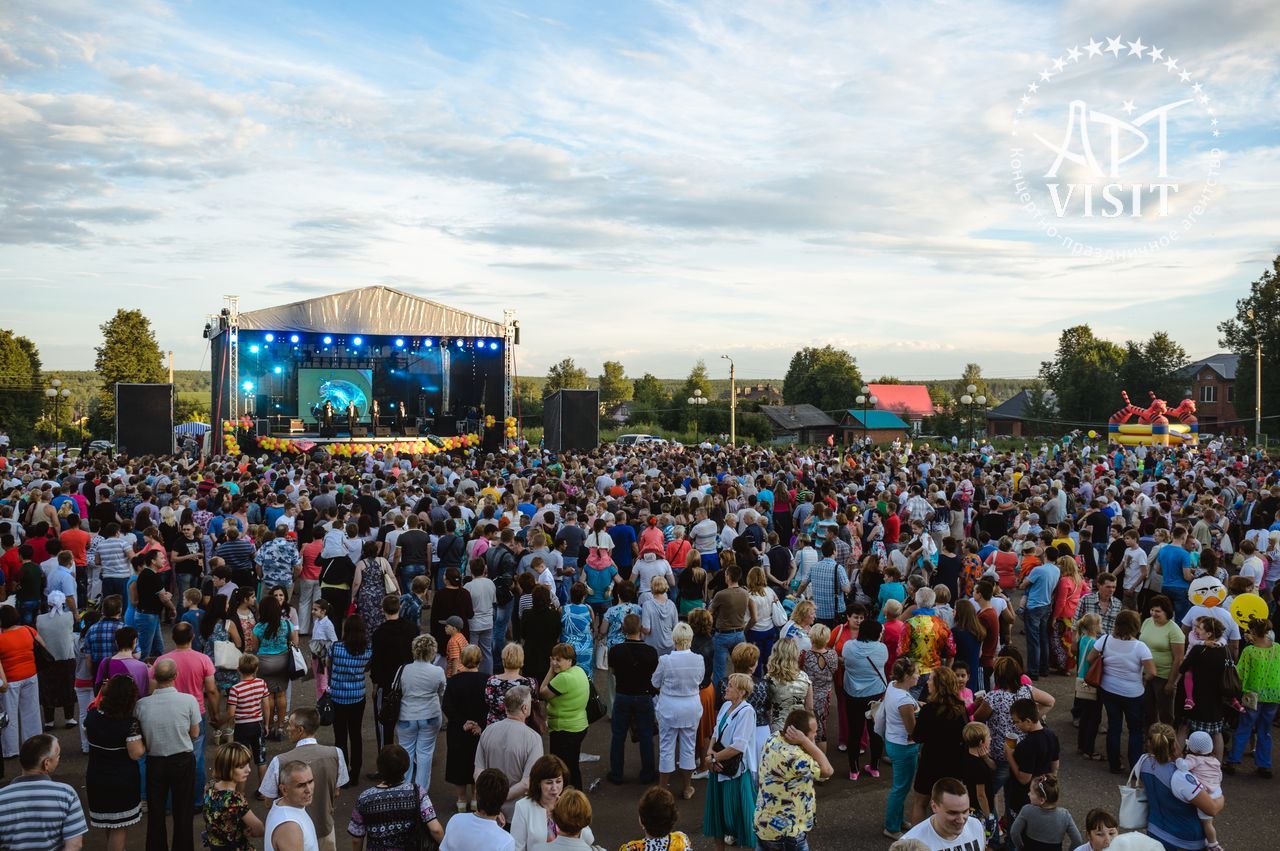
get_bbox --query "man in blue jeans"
[708,563,750,693]
[1157,526,1194,622]
[1019,546,1060,678]
[606,614,658,783]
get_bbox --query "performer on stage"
[370,399,381,428]
[396,400,406,430]
[347,399,358,433]
[321,400,334,433]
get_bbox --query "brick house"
[1179,353,1240,434]
[735,383,783,405]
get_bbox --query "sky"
[2,0,1278,384]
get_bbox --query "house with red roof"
[867,384,934,433]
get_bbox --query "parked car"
[616,433,667,446]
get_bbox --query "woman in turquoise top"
[560,582,596,670]
[876,567,907,623]
[583,551,618,616]
[250,595,296,739]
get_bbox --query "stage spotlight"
[264,333,275,343]
[242,380,254,392]
[456,339,464,348]
[273,366,282,374]
[424,339,433,347]
[289,334,300,343]
[323,335,333,345]
[352,336,362,346]
[395,338,404,348]
[249,344,260,354]
[489,341,499,350]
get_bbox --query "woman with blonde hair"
[779,599,815,652]
[745,566,780,674]
[641,575,679,657]
[652,621,705,800]
[765,637,813,733]
[801,623,838,753]
[1051,555,1087,675]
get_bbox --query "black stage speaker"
[375,426,391,437]
[351,426,369,437]
[115,383,174,456]
[482,422,503,452]
[543,389,599,453]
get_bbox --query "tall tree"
[952,363,990,405]
[631,373,669,425]
[680,360,714,402]
[597,361,632,410]
[1118,332,1189,404]
[782,346,863,413]
[515,377,544,420]
[1039,325,1125,423]
[0,330,43,445]
[90,309,166,437]
[542,358,589,398]
[1022,382,1060,433]
[874,375,903,384]
[1219,255,1280,429]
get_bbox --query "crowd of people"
[0,429,1273,851]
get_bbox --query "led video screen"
[297,368,373,423]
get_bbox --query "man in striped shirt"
[0,733,88,851]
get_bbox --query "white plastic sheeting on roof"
[231,286,504,338]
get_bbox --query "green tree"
[542,358,589,398]
[874,375,903,384]
[631,373,669,425]
[174,396,211,424]
[1023,382,1061,435]
[1118,332,1189,404]
[782,346,863,413]
[1039,325,1125,423]
[0,330,43,445]
[91,309,166,437]
[1219,255,1280,432]
[952,363,990,405]
[598,361,632,410]
[515,377,544,421]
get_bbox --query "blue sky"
[2,0,1277,382]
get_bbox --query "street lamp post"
[722,355,736,446]
[687,388,708,442]
[959,383,987,446]
[855,385,878,446]
[44,378,70,445]
[1249,308,1262,446]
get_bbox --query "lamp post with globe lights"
[687,389,708,442]
[44,378,71,446]
[855,385,878,446]
[959,384,986,446]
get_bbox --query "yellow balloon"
[1230,593,1269,630]
[1087,430,1098,439]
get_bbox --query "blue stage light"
[323,335,333,345]
[395,338,404,348]
[424,339,433,347]
[352,336,362,346]
[248,344,260,354]
[273,366,283,374]
[489,341,499,350]
[242,380,254,392]
[264,333,275,343]
[289,334,300,344]
[456,339,464,348]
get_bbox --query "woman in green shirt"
[1138,594,1185,726]
[1226,617,1280,777]
[540,642,590,789]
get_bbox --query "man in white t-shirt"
[1238,540,1265,588]
[441,768,515,851]
[264,761,320,851]
[1118,530,1149,609]
[1181,603,1241,653]
[900,777,986,849]
[689,507,720,570]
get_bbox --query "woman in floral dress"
[203,742,264,850]
[560,582,596,670]
[800,624,839,750]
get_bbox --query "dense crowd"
[0,431,1274,851]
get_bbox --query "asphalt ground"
[40,652,1277,850]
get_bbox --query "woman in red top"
[0,604,49,759]
[830,603,868,751]
[882,510,901,552]
[297,527,326,634]
[984,537,1019,591]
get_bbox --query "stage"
[206,286,517,457]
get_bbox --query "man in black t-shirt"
[1004,698,1060,819]
[605,613,658,784]
[369,595,419,761]
[434,520,466,590]
[394,514,431,591]
[168,522,205,598]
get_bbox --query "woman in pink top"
[1050,556,1088,675]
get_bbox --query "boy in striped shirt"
[227,653,269,783]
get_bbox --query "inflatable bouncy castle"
[1107,391,1198,447]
